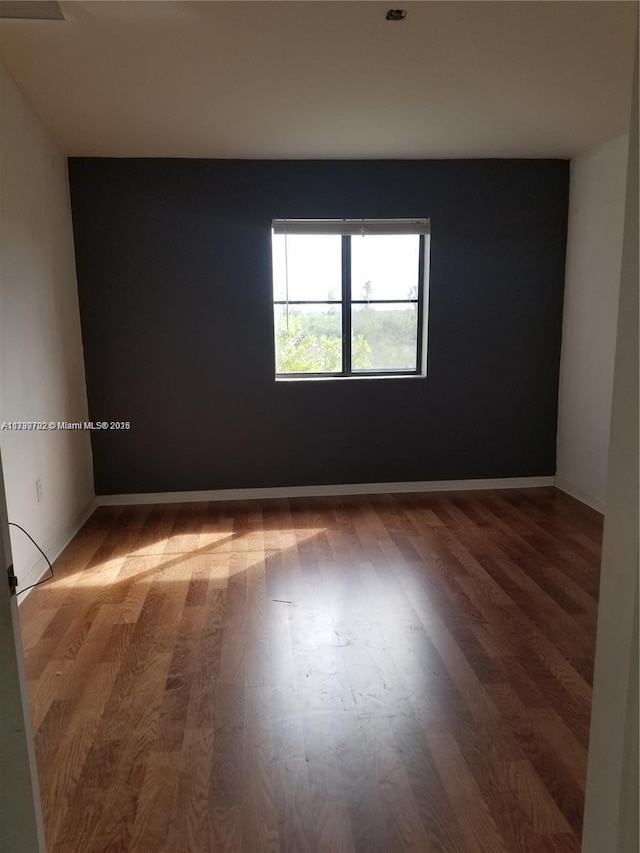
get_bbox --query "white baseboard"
[15,496,98,602]
[96,476,555,507]
[554,477,605,513]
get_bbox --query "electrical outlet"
[35,479,43,503]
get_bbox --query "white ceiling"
[0,1,636,159]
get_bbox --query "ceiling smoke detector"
[0,1,64,20]
[385,9,407,22]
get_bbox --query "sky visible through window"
[272,234,419,302]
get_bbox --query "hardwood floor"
[18,487,602,853]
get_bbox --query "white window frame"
[272,219,430,380]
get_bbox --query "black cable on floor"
[8,522,54,595]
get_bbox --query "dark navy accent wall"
[68,158,569,495]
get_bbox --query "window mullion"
[342,236,352,376]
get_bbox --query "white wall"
[582,36,638,851]
[0,456,45,851]
[0,65,94,593]
[556,134,628,510]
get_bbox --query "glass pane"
[274,304,342,374]
[352,303,418,371]
[272,234,342,302]
[351,234,420,301]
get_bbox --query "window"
[272,219,430,378]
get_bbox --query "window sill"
[275,373,427,382]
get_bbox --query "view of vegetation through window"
[272,232,422,375]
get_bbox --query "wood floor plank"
[41,693,119,850]
[528,707,589,790]
[428,731,510,853]
[315,801,356,853]
[18,487,601,852]
[504,759,572,835]
[128,749,182,853]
